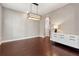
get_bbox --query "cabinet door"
[59,34,68,45]
[58,34,65,43]
[52,33,57,41]
[68,35,78,48]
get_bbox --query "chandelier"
[27,3,41,20]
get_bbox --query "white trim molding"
[1,35,41,44]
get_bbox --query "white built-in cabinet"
[51,33,79,49]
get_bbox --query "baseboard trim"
[2,36,41,44]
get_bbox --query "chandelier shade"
[27,3,41,20]
[27,12,41,20]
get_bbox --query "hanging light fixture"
[27,3,41,20]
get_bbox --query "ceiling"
[1,3,68,15]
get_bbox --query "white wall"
[59,19,75,34]
[0,5,2,43]
[74,4,79,35]
[59,4,79,35]
[40,16,51,37]
[2,8,40,41]
[40,17,45,37]
[46,4,79,35]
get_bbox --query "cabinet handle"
[70,39,75,41]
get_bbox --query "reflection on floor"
[51,42,79,56]
[0,37,79,56]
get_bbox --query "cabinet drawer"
[68,35,78,48]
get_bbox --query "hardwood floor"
[0,45,1,55]
[51,42,79,56]
[0,37,79,56]
[1,37,51,56]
